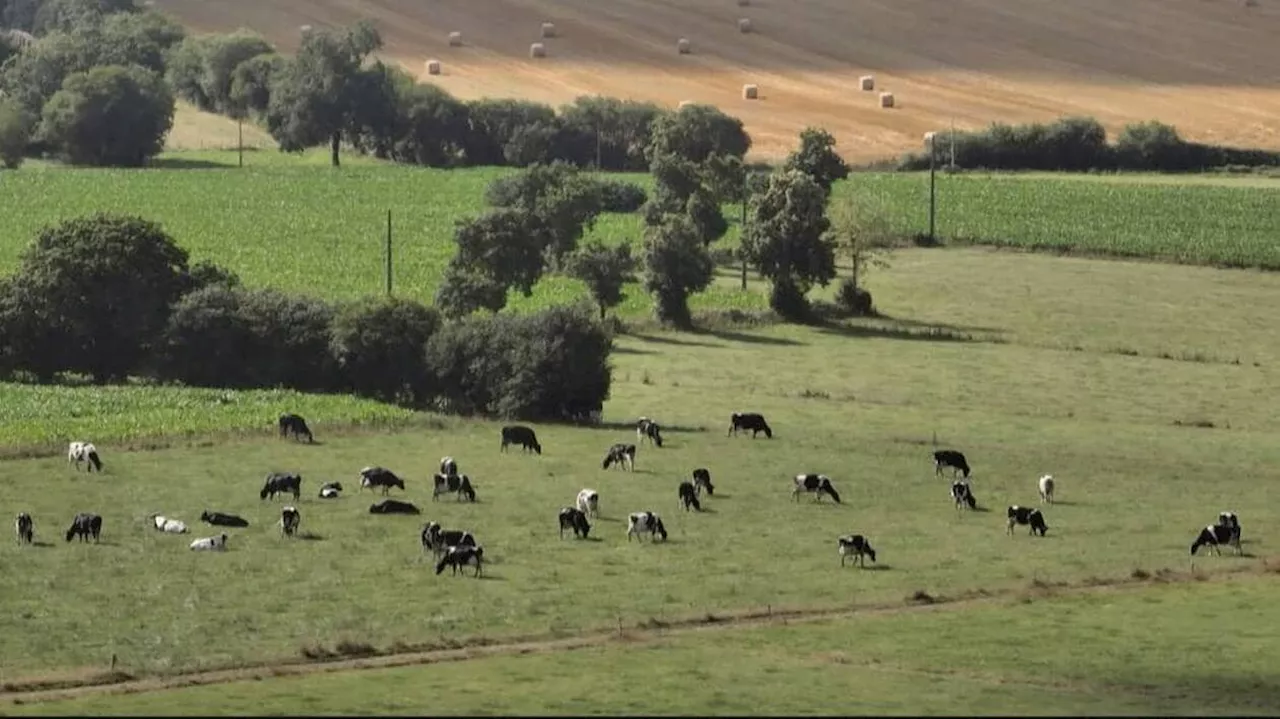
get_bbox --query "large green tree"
[783,127,850,197]
[641,213,714,328]
[741,169,838,320]
[566,241,637,320]
[39,63,173,166]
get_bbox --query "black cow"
[636,417,664,448]
[678,481,702,511]
[260,472,302,501]
[421,522,477,556]
[1190,512,1242,556]
[558,507,592,539]
[432,473,477,502]
[65,513,102,543]
[501,425,542,454]
[201,510,250,528]
[729,412,772,439]
[1006,506,1048,536]
[15,512,34,544]
[436,545,484,577]
[319,482,343,499]
[951,480,977,511]
[934,450,970,478]
[838,534,877,567]
[692,468,715,496]
[359,466,405,495]
[369,499,420,515]
[278,413,314,443]
[793,474,841,503]
[280,506,301,537]
[602,443,636,471]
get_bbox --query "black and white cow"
[200,510,249,528]
[369,499,420,515]
[576,488,599,517]
[319,481,343,499]
[838,534,877,567]
[1006,506,1048,536]
[728,412,772,439]
[626,511,668,542]
[602,443,636,471]
[934,450,970,478]
[692,468,715,496]
[792,474,842,503]
[280,506,301,537]
[67,441,103,472]
[432,473,476,502]
[1190,512,1242,556]
[15,512,33,544]
[951,480,977,511]
[440,456,459,477]
[500,425,542,454]
[421,522,477,556]
[278,413,314,443]
[558,507,592,539]
[436,545,484,577]
[189,534,229,551]
[677,481,702,512]
[260,472,302,501]
[636,417,664,447]
[359,466,405,495]
[1038,475,1055,504]
[65,513,102,543]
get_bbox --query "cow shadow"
[705,493,730,500]
[593,421,707,434]
[298,532,325,541]
[29,541,54,548]
[1045,500,1079,507]
[689,506,717,514]
[847,563,892,571]
[966,506,992,513]
[476,573,504,581]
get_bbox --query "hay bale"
[530,42,547,59]
[448,31,463,47]
[678,100,695,109]
[738,17,753,33]
[742,84,759,100]
[541,22,557,38]
[426,59,442,75]
[677,37,692,54]
[859,75,874,91]
[300,24,313,33]
[923,131,937,147]
[738,0,751,5]
[879,92,895,108]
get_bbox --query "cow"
[692,468,715,497]
[436,545,484,577]
[421,522,477,556]
[559,507,592,539]
[1190,512,1242,556]
[149,514,188,534]
[576,489,600,517]
[636,417,664,447]
[838,534,878,567]
[15,513,33,544]
[728,412,772,439]
[440,456,458,477]
[278,413,314,443]
[934,450,970,478]
[602,443,636,471]
[500,425,542,454]
[200,510,249,528]
[793,474,842,503]
[65,513,102,543]
[1006,506,1048,537]
[432,473,476,502]
[280,506,301,537]
[369,499,420,515]
[67,442,103,472]
[951,480,977,511]
[359,466,405,495]
[1038,475,1055,504]
[626,511,668,542]
[678,481,702,511]
[190,534,229,552]
[260,472,302,501]
[319,481,343,499]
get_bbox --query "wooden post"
[385,209,393,297]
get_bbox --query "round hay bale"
[300,24,313,33]
[923,131,937,147]
[530,42,547,59]
[742,84,759,100]
[677,37,692,54]
[738,17,753,33]
[859,75,875,91]
[426,59,442,76]
[448,31,463,47]
[541,22,557,38]
[738,0,751,6]
[678,100,695,109]
[879,92,895,108]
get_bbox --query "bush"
[0,98,35,168]
[330,297,441,406]
[834,279,874,317]
[39,63,173,166]
[597,180,647,213]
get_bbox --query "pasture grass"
[13,573,1280,715]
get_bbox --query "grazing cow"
[500,425,542,454]
[260,472,302,501]
[432,473,477,502]
[1038,475,1055,504]
[420,522,477,556]
[200,510,249,528]
[369,499,421,515]
[436,545,484,577]
[792,474,842,503]
[558,507,592,539]
[359,466,405,495]
[15,513,33,544]
[1006,506,1048,536]
[677,481,702,512]
[728,412,772,439]
[65,513,102,543]
[838,534,878,567]
[934,450,970,478]
[951,480,977,511]
[278,413,314,443]
[190,533,229,552]
[1190,512,1242,556]
[602,443,636,471]
[576,488,599,517]
[67,441,103,472]
[280,506,301,537]
[319,482,343,499]
[692,468,715,497]
[626,511,668,542]
[149,514,189,534]
[636,417,664,448]
[440,456,459,477]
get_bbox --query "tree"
[378,80,469,167]
[434,264,510,319]
[825,192,895,316]
[641,213,714,328]
[783,127,849,197]
[450,209,550,295]
[483,161,603,266]
[463,98,558,166]
[567,241,637,319]
[227,51,285,120]
[329,297,441,405]
[741,169,837,321]
[39,63,173,166]
[557,96,666,171]
[0,28,105,116]
[0,98,35,168]
[646,103,751,167]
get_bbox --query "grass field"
[15,572,1280,715]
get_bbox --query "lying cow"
[150,514,189,534]
[369,499,420,515]
[190,533,229,551]
[319,481,343,499]
[1006,506,1048,537]
[201,510,249,528]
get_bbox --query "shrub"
[329,297,441,406]
[834,278,874,317]
[39,63,173,167]
[597,180,647,213]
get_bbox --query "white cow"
[67,441,103,472]
[150,514,188,534]
[577,488,599,517]
[1038,474,1055,504]
[626,511,668,542]
[190,534,228,551]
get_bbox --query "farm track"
[6,558,1276,707]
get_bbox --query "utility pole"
[929,134,937,243]
[237,118,243,168]
[385,209,393,297]
[740,169,749,290]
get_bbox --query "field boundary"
[5,558,1277,707]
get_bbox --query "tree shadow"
[592,421,707,434]
[815,321,989,344]
[691,328,804,346]
[613,346,656,355]
[628,333,720,348]
[874,312,1007,336]
[146,157,238,170]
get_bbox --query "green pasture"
[16,573,1280,715]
